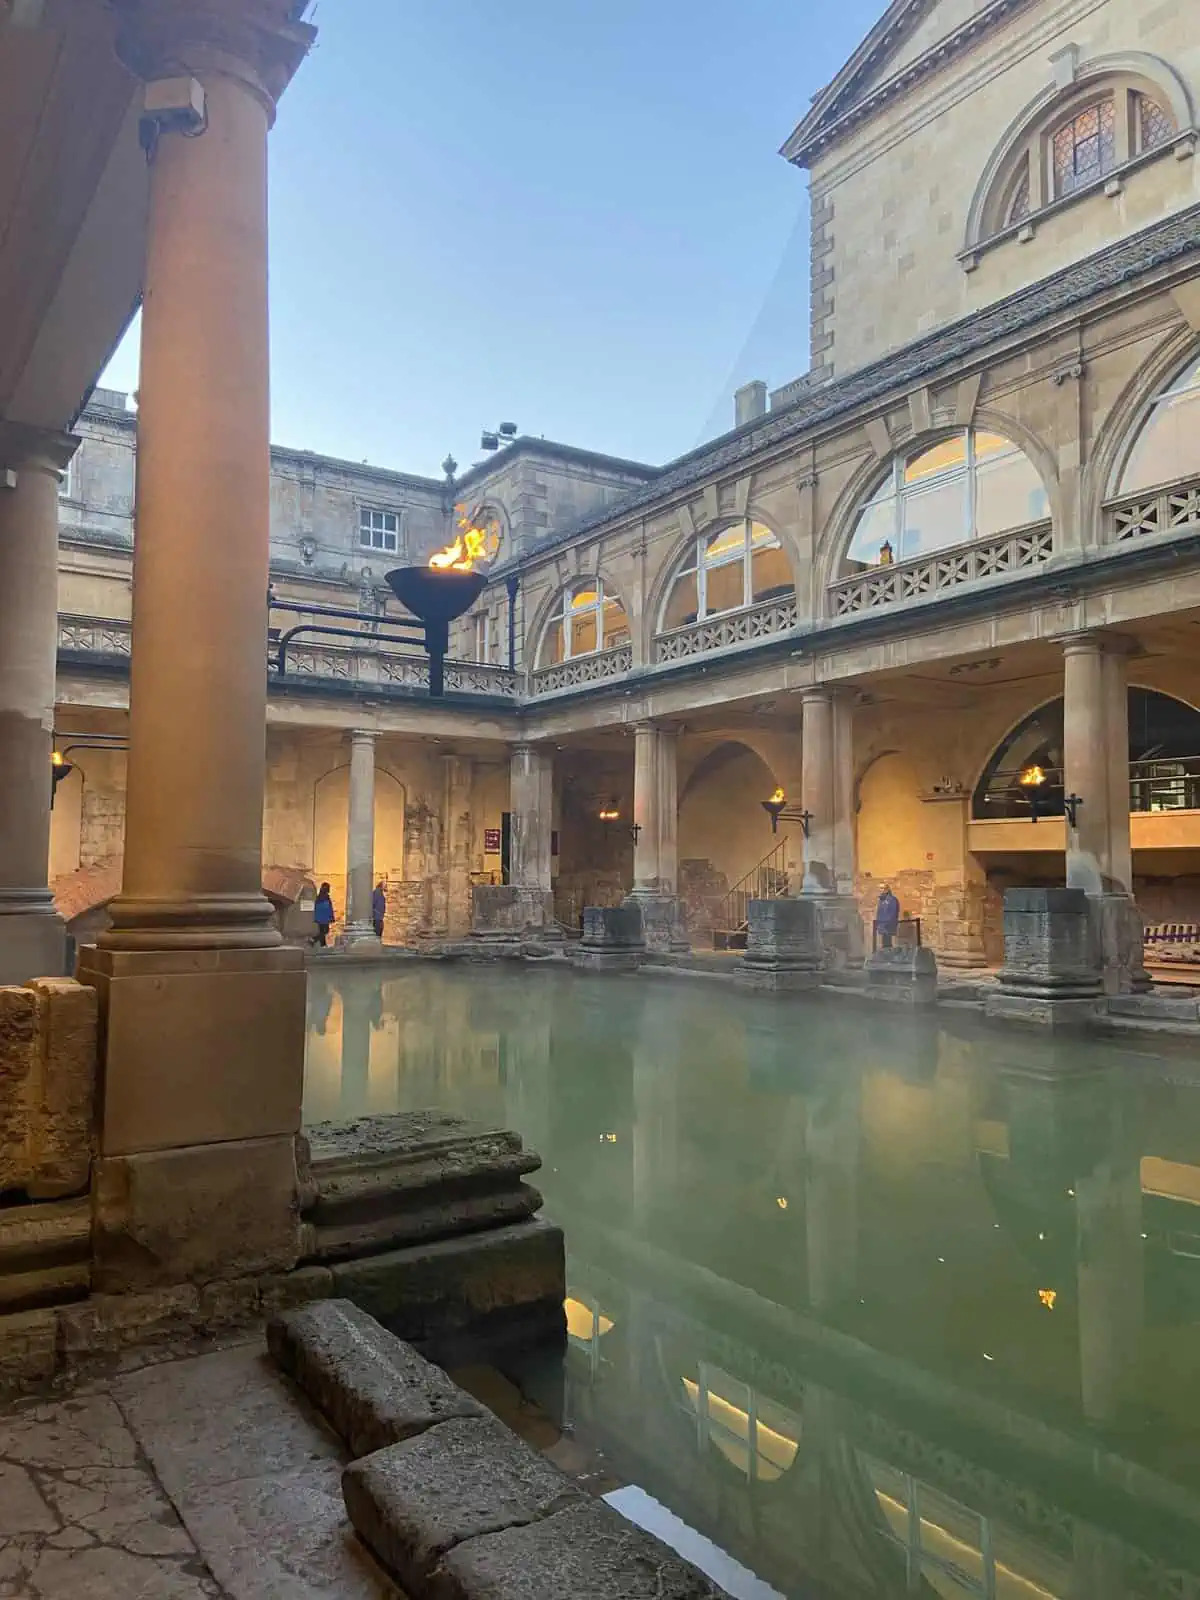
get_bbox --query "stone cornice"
[781,0,1035,168]
[108,0,316,109]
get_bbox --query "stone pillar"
[339,730,378,946]
[798,688,863,965]
[1062,633,1147,993]
[441,754,474,937]
[985,887,1102,1027]
[77,4,314,1292]
[626,723,687,951]
[472,743,554,938]
[0,425,75,984]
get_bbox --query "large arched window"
[661,519,792,632]
[1117,355,1200,496]
[845,430,1048,572]
[973,690,1200,818]
[538,580,629,667]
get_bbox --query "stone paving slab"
[269,1299,486,1457]
[342,1415,581,1595]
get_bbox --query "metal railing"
[976,757,1200,818]
[713,838,789,942]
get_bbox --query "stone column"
[78,3,315,1292]
[442,754,474,936]
[0,425,75,984]
[798,688,863,965]
[1062,633,1147,993]
[339,730,378,945]
[626,723,688,951]
[472,742,554,937]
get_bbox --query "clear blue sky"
[101,0,886,476]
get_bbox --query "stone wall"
[0,980,96,1202]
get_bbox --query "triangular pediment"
[782,0,1034,168]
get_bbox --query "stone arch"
[652,510,795,636]
[1087,327,1200,516]
[529,573,632,670]
[312,763,406,896]
[964,52,1195,250]
[678,738,784,932]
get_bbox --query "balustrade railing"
[653,594,798,663]
[829,521,1054,616]
[1106,472,1200,544]
[976,756,1200,818]
[530,643,632,696]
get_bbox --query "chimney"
[734,380,768,428]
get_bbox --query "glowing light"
[775,1196,789,1210]
[428,504,500,572]
[767,787,785,804]
[1019,764,1047,787]
[983,1352,995,1362]
[1038,1288,1057,1309]
[564,1298,614,1342]
[598,1132,617,1143]
[51,750,65,767]
[598,807,620,824]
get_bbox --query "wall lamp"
[599,805,640,844]
[761,788,812,837]
[1019,764,1082,828]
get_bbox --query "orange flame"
[768,787,785,804]
[428,505,499,573]
[1019,764,1047,787]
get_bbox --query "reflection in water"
[306,968,1200,1600]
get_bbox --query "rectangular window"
[58,456,76,501]
[359,507,400,553]
[473,612,491,663]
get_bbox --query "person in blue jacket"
[372,880,387,940]
[875,885,900,950]
[313,882,335,947]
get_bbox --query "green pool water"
[305,964,1200,1599]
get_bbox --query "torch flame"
[428,505,499,573]
[768,787,785,804]
[1019,764,1047,787]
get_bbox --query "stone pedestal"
[626,893,687,954]
[470,885,555,943]
[574,905,644,973]
[737,898,823,992]
[810,894,865,969]
[864,945,938,1006]
[985,888,1102,1028]
[1089,892,1150,997]
[339,729,380,948]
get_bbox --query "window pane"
[905,435,966,484]
[1006,162,1031,225]
[972,431,1013,461]
[602,598,629,647]
[975,448,1048,535]
[705,557,744,615]
[846,495,897,568]
[704,525,746,566]
[1139,94,1174,152]
[571,608,599,655]
[750,543,792,602]
[571,588,600,610]
[542,619,565,666]
[900,475,968,558]
[748,521,778,548]
[663,570,698,630]
[1121,374,1200,494]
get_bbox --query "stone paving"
[0,1337,403,1599]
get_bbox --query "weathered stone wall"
[0,980,96,1201]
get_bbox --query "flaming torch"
[385,506,498,696]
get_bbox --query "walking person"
[313,882,335,948]
[875,884,900,951]
[372,879,387,941]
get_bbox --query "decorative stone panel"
[829,522,1053,616]
[1106,473,1200,544]
[654,595,798,663]
[530,644,632,697]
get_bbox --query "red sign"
[484,828,501,853]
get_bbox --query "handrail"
[714,837,789,934]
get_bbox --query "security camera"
[139,77,207,156]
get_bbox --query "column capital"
[0,420,78,477]
[111,0,315,116]
[347,727,376,746]
[1057,629,1138,658]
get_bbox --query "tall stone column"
[0,425,75,984]
[77,3,315,1292]
[1062,633,1146,992]
[441,754,474,936]
[798,688,863,965]
[339,730,378,945]
[626,723,688,951]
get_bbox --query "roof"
[493,203,1200,573]
[452,435,659,494]
[781,0,1035,168]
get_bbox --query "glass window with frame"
[1118,355,1200,496]
[660,519,790,630]
[359,507,400,553]
[538,580,629,667]
[472,611,491,664]
[1136,93,1174,154]
[845,430,1048,571]
[1051,98,1116,197]
[58,455,77,502]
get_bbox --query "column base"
[337,922,381,950]
[624,893,688,953]
[470,886,556,940]
[1087,892,1151,995]
[100,892,281,950]
[0,899,66,986]
[93,1133,304,1294]
[77,945,306,1157]
[802,892,865,969]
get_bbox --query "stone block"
[24,978,97,1199]
[0,1196,90,1312]
[0,1307,58,1387]
[432,1496,727,1600]
[330,1218,566,1359]
[56,1284,200,1356]
[997,888,1102,998]
[268,1297,485,1457]
[471,886,555,941]
[257,1263,334,1317]
[984,990,1102,1031]
[573,904,645,972]
[0,985,36,1192]
[0,911,66,990]
[864,945,938,1006]
[78,945,306,1157]
[343,1414,583,1595]
[736,898,822,991]
[92,1134,304,1292]
[626,894,688,954]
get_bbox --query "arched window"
[661,519,792,632]
[845,430,1048,572]
[539,580,629,667]
[1051,97,1117,197]
[1117,355,1200,496]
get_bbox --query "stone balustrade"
[653,594,798,663]
[829,521,1053,616]
[1106,471,1200,545]
[528,643,632,696]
